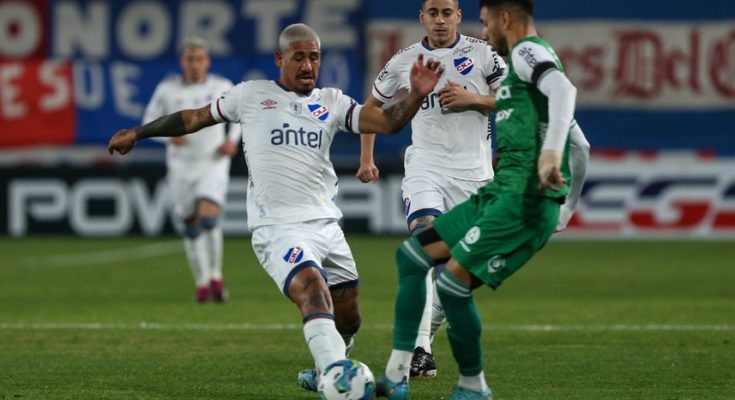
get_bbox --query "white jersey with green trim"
[373,34,505,181]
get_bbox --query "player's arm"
[437,80,497,112]
[537,69,577,190]
[557,122,590,231]
[108,105,219,155]
[356,94,384,183]
[356,54,443,134]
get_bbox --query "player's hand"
[555,203,574,232]
[107,129,137,155]
[356,160,380,183]
[409,54,444,98]
[218,140,238,157]
[538,150,566,191]
[170,136,188,146]
[438,79,471,109]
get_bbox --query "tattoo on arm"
[135,106,216,140]
[135,111,187,140]
[383,98,421,133]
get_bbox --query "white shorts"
[402,170,490,226]
[168,158,230,218]
[250,219,359,297]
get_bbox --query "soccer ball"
[317,359,376,400]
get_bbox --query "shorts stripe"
[282,261,325,297]
[329,279,359,291]
[406,208,443,227]
[437,273,471,298]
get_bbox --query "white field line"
[21,241,182,268]
[0,322,731,332]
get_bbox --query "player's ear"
[274,51,283,68]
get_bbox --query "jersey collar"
[421,33,461,51]
[275,79,313,97]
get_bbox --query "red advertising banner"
[0,60,75,147]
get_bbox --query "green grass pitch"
[0,236,733,399]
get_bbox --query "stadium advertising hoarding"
[2,153,735,238]
[366,19,735,155]
[0,0,365,147]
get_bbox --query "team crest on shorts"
[283,246,304,263]
[464,226,481,244]
[487,255,506,272]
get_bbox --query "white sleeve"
[218,80,242,143]
[210,82,245,123]
[484,47,506,92]
[332,89,363,134]
[142,83,169,143]
[511,42,576,153]
[557,122,590,231]
[372,55,404,103]
[538,70,576,153]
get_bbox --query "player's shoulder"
[510,38,556,66]
[314,86,349,103]
[459,34,488,47]
[389,42,422,63]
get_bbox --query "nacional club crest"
[308,103,329,121]
[454,56,475,75]
[283,246,304,264]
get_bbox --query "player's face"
[480,6,508,57]
[420,0,462,48]
[180,47,210,83]
[276,40,321,94]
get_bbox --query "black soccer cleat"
[409,346,437,378]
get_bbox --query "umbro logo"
[261,99,278,110]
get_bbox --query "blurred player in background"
[109,24,444,392]
[357,0,505,377]
[376,0,590,399]
[142,37,241,303]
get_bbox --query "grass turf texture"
[0,236,733,399]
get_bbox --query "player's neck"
[423,32,460,50]
[507,22,537,50]
[184,75,207,85]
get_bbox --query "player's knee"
[184,223,202,239]
[200,216,218,230]
[396,237,433,276]
[338,313,361,337]
[436,270,472,300]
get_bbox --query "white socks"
[385,349,413,382]
[184,236,210,287]
[205,227,223,281]
[458,371,490,393]
[415,272,434,352]
[303,318,346,371]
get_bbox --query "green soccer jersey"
[490,36,571,200]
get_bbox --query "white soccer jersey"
[373,34,505,181]
[210,80,362,229]
[143,74,241,171]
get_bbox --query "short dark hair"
[479,0,533,16]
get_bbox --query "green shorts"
[432,190,560,289]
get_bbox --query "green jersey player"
[376,1,590,399]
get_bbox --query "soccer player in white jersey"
[357,0,506,377]
[142,37,242,303]
[108,23,444,393]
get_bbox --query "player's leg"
[376,228,451,399]
[429,178,491,342]
[196,162,230,302]
[403,173,445,377]
[435,193,561,400]
[251,223,346,374]
[171,174,210,303]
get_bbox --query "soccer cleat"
[410,346,437,377]
[375,374,409,399]
[297,368,318,392]
[447,386,493,400]
[195,286,209,303]
[210,279,228,303]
